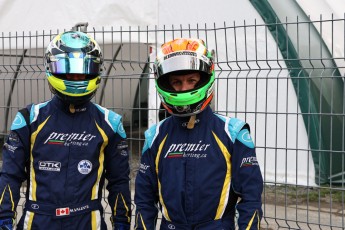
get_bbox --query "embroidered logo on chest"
[164,140,210,159]
[78,160,92,174]
[44,131,96,147]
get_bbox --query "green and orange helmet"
[154,38,215,116]
[44,31,103,105]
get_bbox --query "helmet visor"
[155,54,211,78]
[47,54,102,75]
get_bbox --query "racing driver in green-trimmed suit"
[134,38,263,230]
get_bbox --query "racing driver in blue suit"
[0,31,131,230]
[134,38,263,229]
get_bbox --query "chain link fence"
[0,18,344,229]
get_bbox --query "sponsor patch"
[78,160,92,174]
[39,161,61,172]
[240,156,259,167]
[168,224,176,229]
[164,51,197,60]
[31,204,39,210]
[44,131,96,147]
[3,143,18,153]
[120,150,128,156]
[166,152,207,159]
[139,163,150,174]
[164,140,210,159]
[75,107,87,112]
[117,141,128,150]
[8,132,19,142]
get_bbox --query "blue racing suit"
[0,96,131,230]
[134,106,263,230]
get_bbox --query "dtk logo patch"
[78,160,92,174]
[39,161,61,172]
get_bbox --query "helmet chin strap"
[187,115,196,129]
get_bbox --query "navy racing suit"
[0,96,131,230]
[134,106,263,230]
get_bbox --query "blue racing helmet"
[44,31,103,104]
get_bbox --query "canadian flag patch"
[56,207,70,216]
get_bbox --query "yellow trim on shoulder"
[212,131,232,219]
[29,116,50,201]
[155,134,171,221]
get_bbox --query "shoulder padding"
[95,104,126,138]
[30,101,49,124]
[10,102,46,130]
[228,117,246,143]
[10,111,28,130]
[237,126,255,148]
[108,110,126,139]
[215,114,253,147]
[142,119,167,154]
[142,124,158,154]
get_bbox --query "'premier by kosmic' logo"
[44,131,96,147]
[240,156,259,168]
[164,140,210,159]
